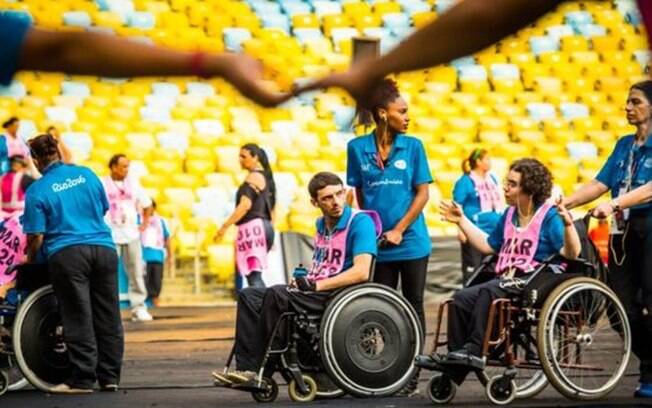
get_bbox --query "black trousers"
[234,285,330,371]
[49,245,124,389]
[145,262,163,298]
[460,242,484,286]
[446,278,508,384]
[608,214,652,383]
[374,256,429,333]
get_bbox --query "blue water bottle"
[293,264,308,279]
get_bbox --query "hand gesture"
[591,202,614,219]
[219,54,292,107]
[439,201,463,225]
[555,198,573,227]
[384,229,403,246]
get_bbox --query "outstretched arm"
[18,28,289,107]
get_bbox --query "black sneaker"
[395,371,420,397]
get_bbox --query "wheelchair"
[421,253,631,405]
[0,264,71,395]
[216,282,423,403]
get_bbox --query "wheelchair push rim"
[537,278,631,400]
[12,285,72,392]
[320,283,423,398]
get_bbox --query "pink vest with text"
[235,218,269,277]
[308,209,382,282]
[103,177,135,225]
[469,172,503,213]
[495,203,553,275]
[141,215,166,250]
[0,214,27,286]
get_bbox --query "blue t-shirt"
[0,14,31,86]
[347,133,433,262]
[142,218,170,264]
[452,173,503,234]
[596,135,652,215]
[315,206,378,271]
[487,206,564,262]
[22,162,115,258]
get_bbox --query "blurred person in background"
[140,200,172,307]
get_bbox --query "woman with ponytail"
[453,148,504,285]
[346,78,432,397]
[215,143,275,288]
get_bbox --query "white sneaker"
[131,308,153,322]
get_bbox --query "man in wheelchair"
[420,158,581,381]
[213,171,381,387]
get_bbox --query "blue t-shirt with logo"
[487,206,564,262]
[315,206,378,271]
[22,162,115,258]
[0,14,31,86]
[347,133,433,262]
[142,218,170,264]
[453,173,503,234]
[596,134,652,215]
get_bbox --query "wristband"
[610,199,621,212]
[189,52,209,79]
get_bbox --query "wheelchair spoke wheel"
[251,377,278,403]
[537,278,631,400]
[427,374,456,404]
[313,372,345,399]
[288,374,317,402]
[13,286,72,392]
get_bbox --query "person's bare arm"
[557,202,581,260]
[562,180,610,210]
[299,0,562,101]
[440,201,494,254]
[593,182,652,218]
[315,253,373,292]
[26,233,43,262]
[18,28,289,107]
[385,183,429,245]
[215,196,252,241]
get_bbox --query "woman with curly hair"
[346,78,432,396]
[428,158,580,381]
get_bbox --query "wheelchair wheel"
[320,283,423,397]
[313,373,345,399]
[6,361,28,391]
[486,375,516,405]
[537,277,630,400]
[288,374,317,402]
[427,374,456,404]
[12,286,72,392]
[0,370,8,395]
[251,377,278,403]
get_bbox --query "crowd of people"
[0,0,651,400]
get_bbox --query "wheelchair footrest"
[415,354,446,371]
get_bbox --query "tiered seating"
[0,0,648,284]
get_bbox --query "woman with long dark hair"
[215,143,276,288]
[453,148,504,284]
[346,78,432,396]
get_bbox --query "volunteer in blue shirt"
[22,134,123,394]
[563,80,652,397]
[347,79,431,396]
[453,148,504,284]
[0,14,287,106]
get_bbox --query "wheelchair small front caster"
[427,374,456,404]
[486,375,517,405]
[288,374,317,402]
[0,370,9,396]
[251,377,278,403]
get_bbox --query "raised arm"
[18,27,289,107]
[440,201,494,254]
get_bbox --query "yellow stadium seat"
[412,11,436,29]
[479,117,508,132]
[186,159,215,175]
[493,104,523,118]
[373,1,401,16]
[343,2,371,17]
[292,14,320,29]
[569,51,600,65]
[215,146,241,173]
[141,173,169,189]
[207,244,235,282]
[591,36,621,52]
[322,14,352,36]
[353,13,382,31]
[514,130,546,144]
[538,52,568,66]
[572,117,602,134]
[561,36,589,52]
[479,130,509,144]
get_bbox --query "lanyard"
[622,142,640,192]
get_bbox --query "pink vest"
[469,172,503,213]
[235,218,269,277]
[103,177,135,225]
[0,214,27,286]
[308,209,382,282]
[6,136,29,158]
[495,203,553,275]
[141,215,165,249]
[0,172,25,213]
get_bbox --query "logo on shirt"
[394,159,407,170]
[367,178,404,188]
[51,175,86,193]
[644,158,652,168]
[361,163,371,172]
